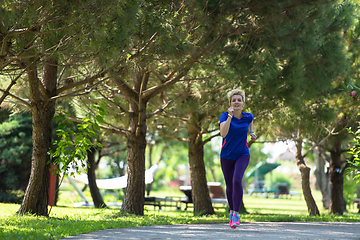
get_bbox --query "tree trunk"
[313,147,331,209]
[121,69,149,215]
[356,188,360,213]
[329,139,345,215]
[239,199,248,214]
[54,172,60,206]
[210,169,217,182]
[146,143,153,196]
[188,115,215,215]
[295,138,320,216]
[17,59,57,215]
[121,102,147,215]
[87,147,107,208]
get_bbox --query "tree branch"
[98,89,130,114]
[143,32,226,101]
[59,114,129,137]
[305,113,358,157]
[56,69,108,95]
[51,77,109,101]
[146,94,182,119]
[157,129,190,143]
[0,67,28,105]
[38,77,47,100]
[111,74,139,104]
[0,89,30,107]
[203,132,220,145]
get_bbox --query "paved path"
[63,222,360,240]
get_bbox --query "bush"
[0,112,32,203]
[343,173,358,208]
[347,122,360,182]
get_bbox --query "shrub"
[0,112,32,203]
[343,172,358,208]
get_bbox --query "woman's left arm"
[249,121,257,141]
[249,121,254,132]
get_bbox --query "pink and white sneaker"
[229,213,236,229]
[231,212,240,227]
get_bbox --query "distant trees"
[0,111,32,203]
[318,94,359,214]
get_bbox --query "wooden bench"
[276,183,301,199]
[144,196,162,210]
[144,196,181,210]
[179,186,193,210]
[179,183,228,210]
[208,183,228,209]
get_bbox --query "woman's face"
[231,94,244,110]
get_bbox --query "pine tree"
[0,0,126,216]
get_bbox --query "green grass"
[0,203,227,240]
[1,189,360,240]
[243,190,359,215]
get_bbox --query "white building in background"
[275,146,299,174]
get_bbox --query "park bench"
[179,183,228,210]
[144,196,182,210]
[208,182,228,209]
[276,183,301,199]
[353,198,360,213]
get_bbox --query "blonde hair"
[227,89,245,105]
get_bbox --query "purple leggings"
[221,155,250,212]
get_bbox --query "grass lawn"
[1,188,359,240]
[244,190,359,215]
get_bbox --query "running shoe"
[231,212,240,227]
[229,213,236,229]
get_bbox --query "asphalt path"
[62,221,360,240]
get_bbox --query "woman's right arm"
[220,115,232,138]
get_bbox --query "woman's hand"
[228,106,234,116]
[250,132,257,141]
